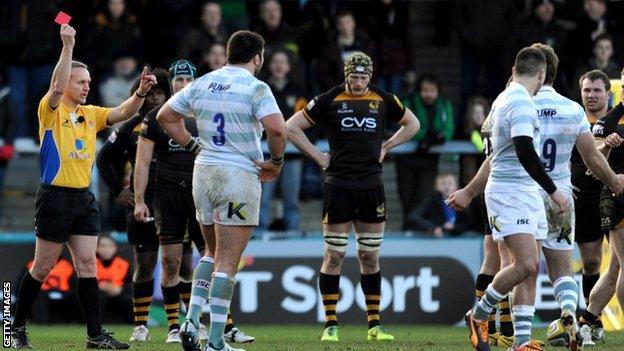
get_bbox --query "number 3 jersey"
[533,86,590,191]
[486,82,541,193]
[167,66,281,174]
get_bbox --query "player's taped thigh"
[324,231,349,252]
[355,232,384,252]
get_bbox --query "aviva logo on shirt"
[68,138,91,160]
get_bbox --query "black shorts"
[576,193,604,243]
[479,195,492,235]
[600,187,624,234]
[125,204,159,253]
[154,185,203,248]
[322,183,386,224]
[34,184,100,243]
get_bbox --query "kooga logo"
[341,117,377,129]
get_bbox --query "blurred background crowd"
[0,0,623,238]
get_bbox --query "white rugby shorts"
[485,191,548,242]
[193,164,261,226]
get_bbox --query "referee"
[11,24,155,349]
[286,52,419,342]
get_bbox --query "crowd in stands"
[1,0,624,237]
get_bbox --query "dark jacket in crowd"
[316,31,374,92]
[367,0,411,77]
[405,191,481,235]
[178,26,228,66]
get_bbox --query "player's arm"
[448,157,490,211]
[286,111,328,168]
[156,104,201,154]
[380,108,420,162]
[576,131,624,195]
[133,136,155,222]
[261,113,287,162]
[47,25,76,109]
[107,67,157,124]
[513,136,557,193]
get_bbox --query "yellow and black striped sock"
[132,280,153,326]
[361,271,381,329]
[162,285,180,331]
[179,281,192,311]
[224,313,235,333]
[319,272,340,328]
[499,297,513,337]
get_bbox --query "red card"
[54,11,72,25]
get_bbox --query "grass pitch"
[20,324,624,350]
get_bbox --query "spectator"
[0,0,58,138]
[197,42,227,76]
[254,0,299,56]
[26,257,78,324]
[99,56,139,108]
[566,0,622,77]
[461,96,490,184]
[395,74,454,228]
[367,0,411,95]
[513,0,569,96]
[573,34,621,98]
[404,173,480,237]
[0,73,15,229]
[259,50,307,234]
[83,0,143,93]
[451,0,517,120]
[178,1,228,65]
[96,235,133,323]
[316,10,374,91]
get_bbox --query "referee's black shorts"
[34,184,100,243]
[322,183,386,224]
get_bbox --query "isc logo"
[341,117,377,129]
[517,219,530,225]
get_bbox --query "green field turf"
[19,324,624,350]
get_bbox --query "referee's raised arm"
[47,25,76,109]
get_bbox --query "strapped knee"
[355,232,383,252]
[324,232,349,252]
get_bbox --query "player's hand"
[432,227,444,238]
[137,67,157,96]
[611,174,624,196]
[605,133,623,149]
[316,152,330,170]
[447,188,474,211]
[115,188,134,208]
[379,146,389,163]
[253,160,282,182]
[60,24,76,48]
[134,200,151,222]
[549,190,569,214]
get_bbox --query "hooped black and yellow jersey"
[571,113,603,197]
[303,85,405,189]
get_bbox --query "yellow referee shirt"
[37,95,111,188]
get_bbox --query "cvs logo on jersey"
[340,117,377,129]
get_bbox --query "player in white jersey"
[530,43,624,350]
[157,31,286,351]
[452,47,567,351]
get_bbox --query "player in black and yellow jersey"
[96,68,172,342]
[286,52,419,342]
[581,68,624,344]
[572,71,613,319]
[11,24,156,349]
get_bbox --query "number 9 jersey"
[533,86,590,191]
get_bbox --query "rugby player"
[455,47,566,351]
[96,68,170,342]
[582,68,624,345]
[158,31,285,351]
[285,52,419,342]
